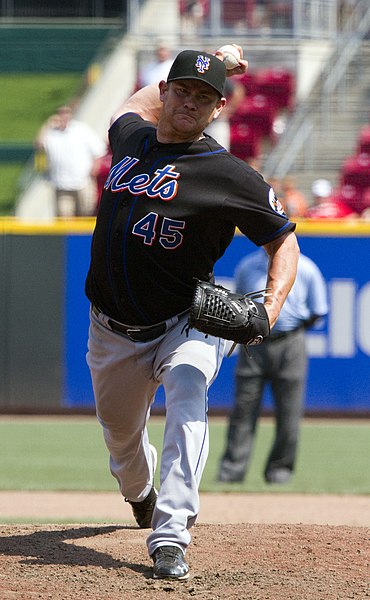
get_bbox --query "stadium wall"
[0,219,369,415]
[0,25,119,72]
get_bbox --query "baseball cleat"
[152,546,189,580]
[125,486,157,528]
[265,467,292,484]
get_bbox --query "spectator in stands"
[205,77,245,150]
[329,183,363,217]
[281,175,308,218]
[246,156,263,172]
[137,42,175,88]
[35,105,105,217]
[221,0,256,31]
[179,0,208,37]
[94,146,113,215]
[338,0,356,29]
[264,0,293,30]
[268,176,283,198]
[253,0,269,29]
[265,177,285,209]
[306,179,354,219]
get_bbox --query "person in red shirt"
[94,147,113,214]
[306,179,354,218]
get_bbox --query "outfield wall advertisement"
[1,220,369,413]
[63,221,370,414]
[211,231,370,413]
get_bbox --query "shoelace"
[156,546,182,559]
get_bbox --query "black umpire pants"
[219,328,307,482]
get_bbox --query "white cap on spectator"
[312,179,332,198]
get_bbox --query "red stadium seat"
[341,152,370,190]
[306,199,354,219]
[330,184,363,214]
[96,150,113,206]
[230,94,277,141]
[230,122,261,160]
[254,67,295,110]
[232,71,259,96]
[357,125,370,154]
[360,186,370,211]
[221,0,255,29]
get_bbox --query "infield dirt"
[0,492,368,599]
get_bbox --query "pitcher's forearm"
[263,232,300,328]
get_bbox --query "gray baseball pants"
[87,307,225,556]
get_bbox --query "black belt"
[92,305,167,342]
[266,325,303,342]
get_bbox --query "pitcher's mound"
[0,523,367,599]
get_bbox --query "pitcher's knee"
[168,365,206,393]
[97,406,144,436]
[164,365,208,417]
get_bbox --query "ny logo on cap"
[195,55,210,74]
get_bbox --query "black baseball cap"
[167,50,226,97]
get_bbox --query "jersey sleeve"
[223,165,296,246]
[108,113,155,153]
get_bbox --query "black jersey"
[85,113,295,325]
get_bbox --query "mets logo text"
[104,156,179,201]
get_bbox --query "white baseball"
[217,44,241,70]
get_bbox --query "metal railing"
[1,1,365,41]
[127,0,359,40]
[262,0,370,178]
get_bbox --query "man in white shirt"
[35,105,105,217]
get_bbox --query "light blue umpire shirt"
[234,248,329,334]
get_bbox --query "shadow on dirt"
[0,525,152,576]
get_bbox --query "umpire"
[218,248,328,484]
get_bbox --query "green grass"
[0,417,369,495]
[0,73,82,213]
[1,73,82,142]
[0,163,24,214]
[208,418,370,494]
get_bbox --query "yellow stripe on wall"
[1,217,370,237]
[0,217,96,235]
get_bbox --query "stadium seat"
[230,122,261,160]
[254,67,295,110]
[306,197,354,218]
[341,152,370,190]
[230,94,277,141]
[357,125,370,154]
[360,186,370,211]
[265,1,293,28]
[232,71,259,96]
[330,184,363,214]
[221,0,255,29]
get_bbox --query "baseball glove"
[188,280,270,353]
